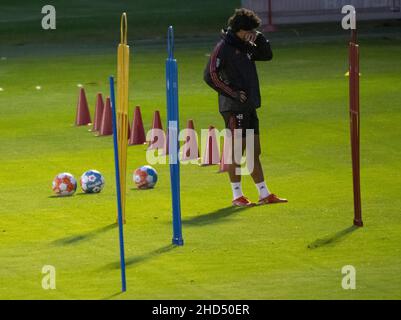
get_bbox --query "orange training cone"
[99,97,113,136]
[218,133,231,173]
[181,119,199,161]
[161,128,170,156]
[129,106,146,145]
[201,126,220,166]
[75,88,92,126]
[92,93,104,131]
[148,110,164,150]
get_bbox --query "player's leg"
[221,112,253,207]
[247,110,287,205]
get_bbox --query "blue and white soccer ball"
[80,170,105,193]
[133,165,158,189]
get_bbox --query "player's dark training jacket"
[204,29,272,113]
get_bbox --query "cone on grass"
[92,93,104,131]
[161,128,170,156]
[218,133,231,173]
[129,106,146,145]
[181,119,200,161]
[148,110,165,150]
[99,97,113,136]
[201,126,220,166]
[75,88,92,126]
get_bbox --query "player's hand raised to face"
[245,31,257,44]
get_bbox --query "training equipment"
[93,93,104,132]
[263,0,277,32]
[133,165,158,189]
[80,170,105,193]
[52,173,77,196]
[115,12,130,225]
[110,75,127,293]
[110,12,130,293]
[148,110,165,150]
[99,97,113,136]
[162,128,170,156]
[129,106,146,145]
[344,7,363,227]
[75,88,92,126]
[181,119,200,161]
[218,132,231,173]
[166,26,184,246]
[201,126,220,166]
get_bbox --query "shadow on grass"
[75,192,101,196]
[48,195,73,198]
[182,206,250,227]
[307,225,360,249]
[102,292,124,300]
[101,244,177,270]
[52,223,117,246]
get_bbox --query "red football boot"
[258,194,288,205]
[232,196,255,207]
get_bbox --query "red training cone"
[92,93,104,131]
[75,88,92,126]
[148,110,164,150]
[201,126,220,166]
[218,132,231,173]
[161,128,170,156]
[181,119,200,161]
[129,106,146,145]
[99,97,113,136]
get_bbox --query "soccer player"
[204,8,287,207]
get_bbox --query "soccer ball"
[52,173,77,196]
[133,165,158,189]
[80,170,105,193]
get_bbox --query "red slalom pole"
[264,0,277,32]
[349,31,363,227]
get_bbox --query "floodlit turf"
[0,2,401,300]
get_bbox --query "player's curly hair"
[227,8,261,32]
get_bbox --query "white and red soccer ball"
[133,165,158,189]
[80,170,105,193]
[52,173,77,196]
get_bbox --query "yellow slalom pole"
[117,13,130,224]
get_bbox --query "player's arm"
[249,31,273,61]
[204,43,247,103]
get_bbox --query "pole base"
[353,219,363,227]
[263,24,278,32]
[172,238,184,246]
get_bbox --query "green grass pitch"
[0,1,401,299]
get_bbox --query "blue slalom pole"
[109,76,127,292]
[166,26,184,246]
